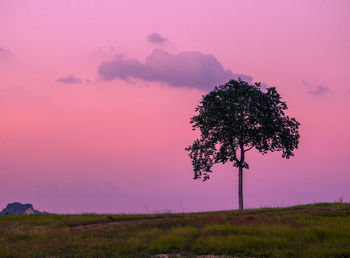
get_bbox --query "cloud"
[302,80,310,86]
[0,48,12,57]
[56,75,83,84]
[98,49,252,90]
[302,80,331,96]
[147,33,168,45]
[308,85,330,95]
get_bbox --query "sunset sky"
[1,0,349,213]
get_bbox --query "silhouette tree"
[185,79,300,210]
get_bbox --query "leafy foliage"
[186,79,300,181]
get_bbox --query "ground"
[0,203,349,257]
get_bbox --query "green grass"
[0,203,349,257]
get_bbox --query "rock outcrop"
[0,202,42,215]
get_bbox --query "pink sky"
[0,0,349,213]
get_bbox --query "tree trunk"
[238,145,244,210]
[238,165,243,210]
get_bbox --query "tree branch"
[244,145,254,152]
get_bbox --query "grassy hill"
[0,203,349,257]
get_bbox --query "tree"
[185,79,300,210]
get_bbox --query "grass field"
[0,203,349,257]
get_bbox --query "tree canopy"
[185,79,300,209]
